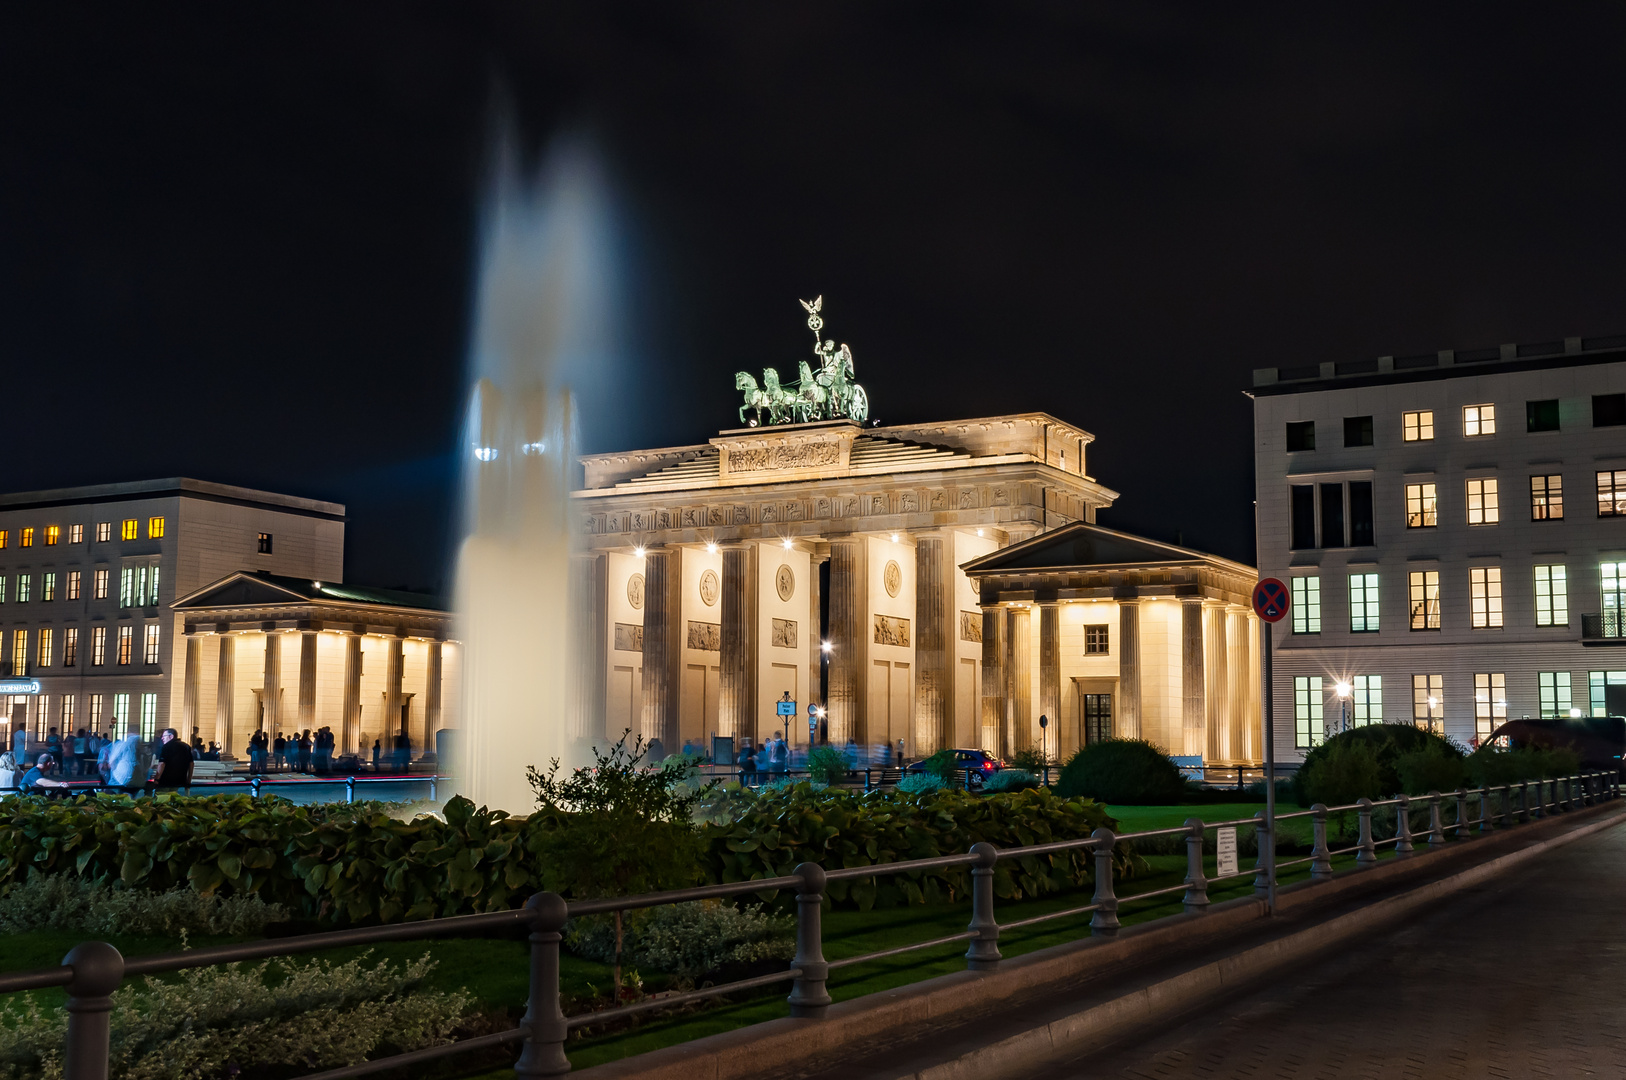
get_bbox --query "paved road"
[1043,821,1626,1079]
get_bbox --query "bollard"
[1182,818,1209,913]
[345,776,356,804]
[1394,795,1414,856]
[513,892,569,1078]
[1478,787,1494,833]
[64,941,124,1080]
[1355,798,1377,867]
[964,842,1002,970]
[250,776,262,799]
[1089,827,1119,936]
[787,862,831,1017]
[1252,809,1273,895]
[1454,789,1469,839]
[429,775,438,801]
[1309,804,1332,880]
[1426,791,1446,848]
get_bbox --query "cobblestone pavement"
[1045,822,1626,1079]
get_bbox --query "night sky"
[5,6,1625,593]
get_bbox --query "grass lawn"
[1108,801,1317,846]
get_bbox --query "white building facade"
[1251,337,1626,763]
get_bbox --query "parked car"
[904,748,1004,788]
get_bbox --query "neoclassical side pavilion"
[173,572,458,756]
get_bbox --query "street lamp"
[1334,681,1352,737]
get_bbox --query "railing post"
[1251,809,1274,895]
[63,941,123,1080]
[430,774,438,801]
[787,862,831,1018]
[1425,791,1446,848]
[1182,818,1209,913]
[1478,787,1494,833]
[1567,775,1578,811]
[1355,798,1376,867]
[514,891,569,1078]
[1454,789,1469,838]
[346,776,356,804]
[1309,804,1332,880]
[1089,827,1119,936]
[1519,780,1532,822]
[250,776,262,799]
[965,841,1001,970]
[1394,795,1414,856]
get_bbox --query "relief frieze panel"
[771,618,798,649]
[959,611,983,643]
[873,614,910,647]
[729,442,840,473]
[613,623,644,652]
[686,621,721,652]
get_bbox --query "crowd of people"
[0,725,197,794]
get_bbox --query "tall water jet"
[455,140,615,812]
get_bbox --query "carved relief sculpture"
[687,621,721,651]
[900,493,918,513]
[883,560,902,598]
[771,618,798,648]
[613,623,644,653]
[959,611,983,643]
[730,443,841,472]
[627,573,645,610]
[873,614,910,647]
[776,564,796,601]
[699,570,719,607]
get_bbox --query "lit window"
[10,629,26,677]
[112,694,129,739]
[1286,421,1316,452]
[1603,563,1625,638]
[1463,403,1497,437]
[120,519,137,541]
[1402,410,1434,441]
[0,576,6,604]
[1598,470,1626,517]
[68,524,83,544]
[148,517,164,539]
[1405,483,1437,528]
[89,694,103,732]
[143,624,160,665]
[1473,673,1507,742]
[91,626,107,666]
[1588,671,1626,717]
[32,697,47,741]
[1465,478,1500,525]
[1409,570,1441,630]
[1412,674,1444,733]
[95,522,110,543]
[16,575,30,603]
[1084,625,1110,655]
[42,573,55,602]
[257,532,273,555]
[66,571,81,601]
[61,695,76,728]
[139,694,158,741]
[93,569,109,601]
[1469,567,1503,628]
[43,526,59,546]
[20,528,33,548]
[1352,675,1382,727]
[62,628,77,668]
[1348,573,1379,633]
[117,625,133,665]
[1291,576,1321,634]
[1294,675,1324,748]
[1531,474,1563,520]
[1539,672,1572,719]
[37,628,52,669]
[149,566,159,605]
[0,530,7,549]
[120,568,133,608]
[1534,565,1568,627]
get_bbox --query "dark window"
[1349,482,1374,546]
[1291,485,1316,549]
[1320,483,1345,548]
[1526,399,1560,432]
[256,533,273,555]
[1343,416,1374,447]
[1083,694,1113,745]
[1286,421,1316,452]
[1084,625,1109,655]
[1595,393,1626,427]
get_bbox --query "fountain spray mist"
[455,138,616,812]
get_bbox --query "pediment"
[962,522,1208,573]
[174,573,312,609]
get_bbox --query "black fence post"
[513,892,570,1078]
[63,941,124,1080]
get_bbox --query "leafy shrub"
[567,900,793,979]
[1395,742,1469,795]
[1467,745,1583,786]
[895,772,950,794]
[1054,740,1185,805]
[0,872,289,937]
[981,769,1040,794]
[0,951,468,1080]
[1007,748,1051,773]
[1295,739,1382,808]
[806,746,850,786]
[1292,725,1452,805]
[919,749,957,778]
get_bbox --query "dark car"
[905,748,1004,788]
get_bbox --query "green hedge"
[1054,740,1186,804]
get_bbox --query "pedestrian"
[273,732,286,771]
[0,751,14,791]
[771,734,789,777]
[20,754,68,794]
[206,741,221,761]
[72,729,88,776]
[105,733,140,790]
[297,730,313,773]
[739,746,758,786]
[371,738,381,771]
[11,725,25,767]
[150,728,194,793]
[896,738,905,767]
[393,728,411,771]
[45,728,62,763]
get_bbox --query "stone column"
[1006,607,1031,754]
[424,640,443,756]
[808,552,827,736]
[1204,603,1227,763]
[1229,608,1251,762]
[262,631,282,736]
[826,537,866,744]
[568,554,607,744]
[913,534,950,755]
[1117,600,1141,740]
[182,634,200,735]
[215,634,235,755]
[719,544,754,741]
[384,634,404,747]
[1241,611,1259,762]
[1039,602,1061,762]
[341,634,362,753]
[298,630,318,735]
[639,547,682,751]
[1181,598,1206,758]
[980,606,1006,755]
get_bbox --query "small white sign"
[1215,827,1239,878]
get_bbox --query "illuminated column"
[1229,607,1250,762]
[719,544,754,741]
[182,634,200,735]
[262,631,282,735]
[1006,607,1031,753]
[826,536,867,744]
[980,606,1006,755]
[297,630,318,734]
[1039,602,1061,761]
[1117,600,1141,740]
[639,547,682,752]
[808,551,826,728]
[1181,598,1205,757]
[1204,602,1227,762]
[341,634,362,752]
[215,634,235,755]
[384,634,404,747]
[568,554,607,744]
[424,640,443,756]
[912,534,950,755]
[1242,611,1260,762]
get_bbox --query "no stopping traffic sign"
[1252,578,1290,622]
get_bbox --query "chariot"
[736,296,869,427]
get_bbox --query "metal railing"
[14,771,1619,1080]
[2,773,448,803]
[1581,611,1625,639]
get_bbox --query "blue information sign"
[776,699,797,717]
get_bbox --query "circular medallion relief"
[884,560,902,598]
[699,569,720,607]
[776,564,796,602]
[627,573,645,610]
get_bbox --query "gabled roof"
[960,521,1254,576]
[173,571,444,613]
